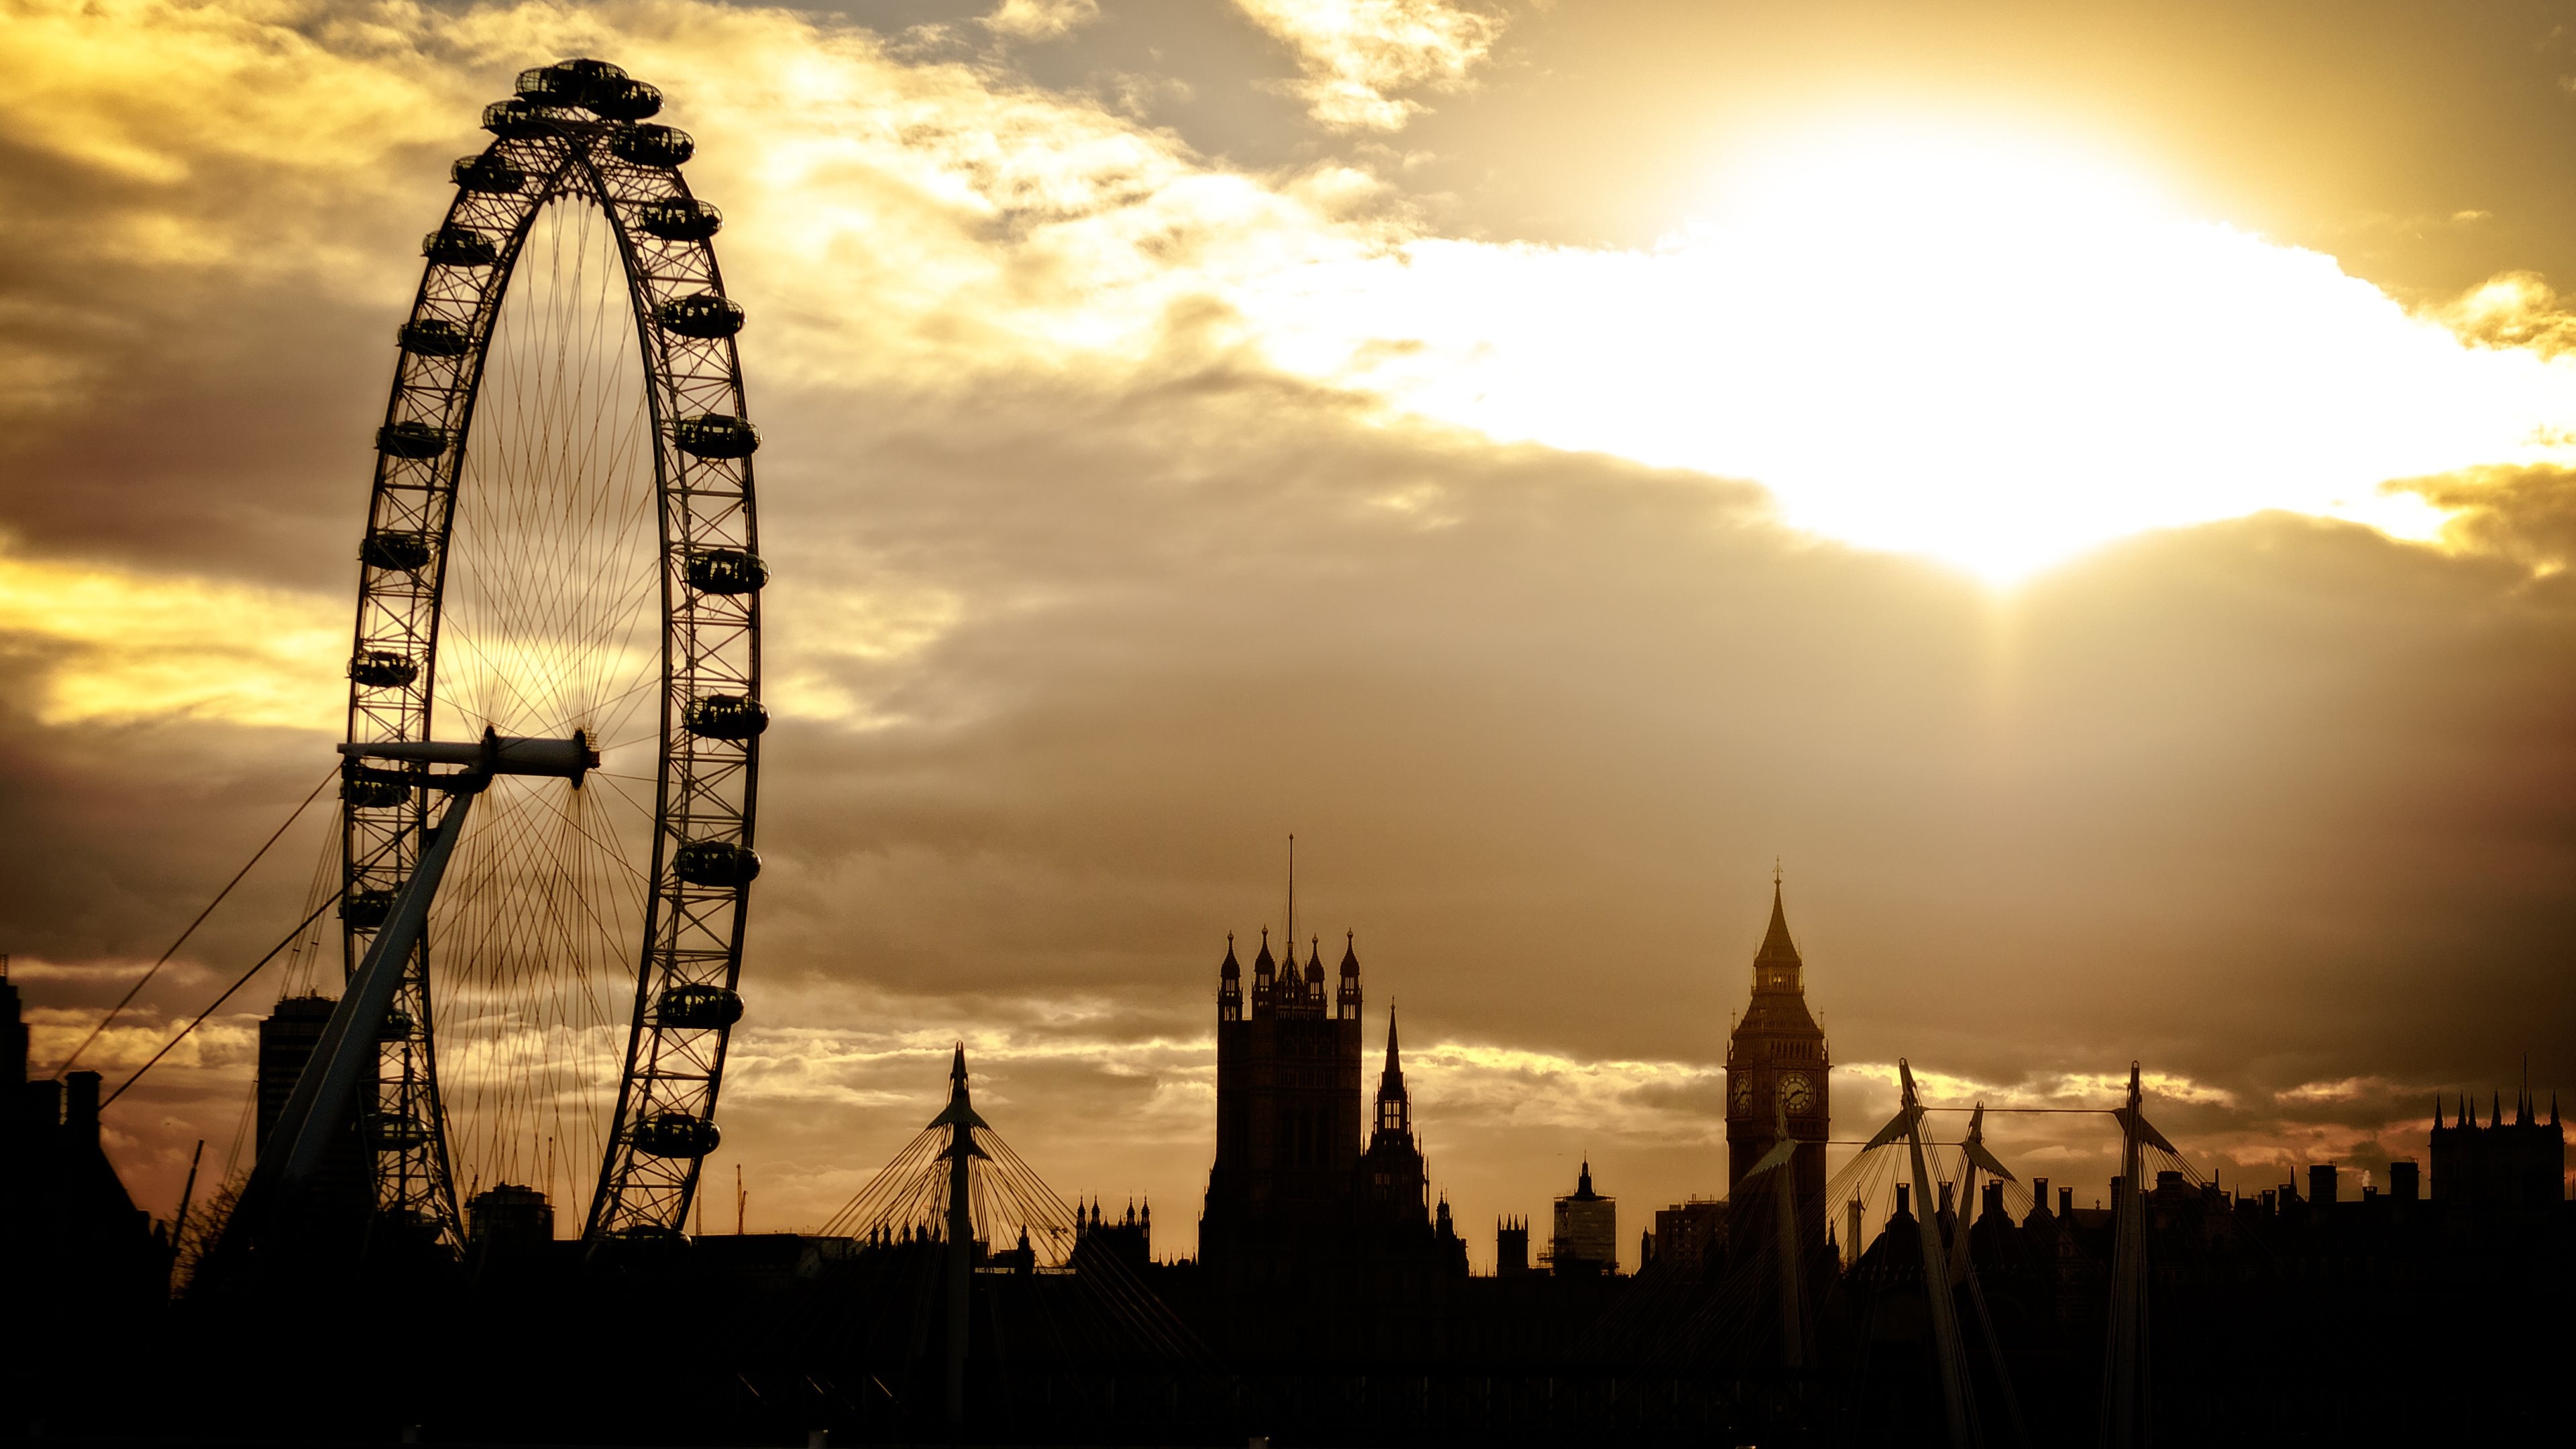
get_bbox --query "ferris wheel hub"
[338,729,599,785]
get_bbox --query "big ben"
[1725,878,1830,1265]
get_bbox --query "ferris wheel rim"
[339,58,762,1252]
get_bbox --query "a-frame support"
[1740,1089,1807,1371]
[1952,1104,2029,1449]
[2101,1063,2171,1449]
[201,731,592,1281]
[1863,1060,1978,1449]
[935,1044,992,1439]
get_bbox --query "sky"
[5,0,2576,1269]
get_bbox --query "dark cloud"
[5,0,2573,1266]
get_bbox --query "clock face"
[1780,1072,1816,1116]
[1731,1075,1756,1113]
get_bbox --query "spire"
[1335,929,1361,1020]
[1373,1007,1410,1140]
[2433,1096,2444,1130]
[1304,936,1324,983]
[929,1042,989,1135]
[1752,874,1803,994]
[1218,932,1244,1021]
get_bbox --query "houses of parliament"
[1195,882,1836,1295]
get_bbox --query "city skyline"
[5,0,2576,1265]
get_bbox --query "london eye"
[334,57,763,1252]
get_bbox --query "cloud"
[5,0,2575,1255]
[0,541,343,728]
[17,7,2576,588]
[981,0,1101,43]
[1232,0,1503,131]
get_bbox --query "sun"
[1257,113,2576,584]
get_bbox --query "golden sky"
[5,0,2575,1260]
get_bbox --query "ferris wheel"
[329,57,764,1252]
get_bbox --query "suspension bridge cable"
[50,763,339,1078]
[99,887,346,1109]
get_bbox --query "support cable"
[51,763,338,1078]
[99,888,347,1109]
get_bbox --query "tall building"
[2429,1087,2565,1208]
[256,992,372,1218]
[1550,1161,1616,1275]
[1725,881,1831,1265]
[1356,1010,1427,1222]
[1199,928,1364,1281]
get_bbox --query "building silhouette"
[2430,1085,2565,1208]
[1357,1010,1429,1220]
[1724,882,1830,1264]
[1199,927,1365,1288]
[1550,1161,1616,1275]
[254,992,371,1222]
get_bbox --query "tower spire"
[1372,1005,1410,1140]
[1754,871,1803,992]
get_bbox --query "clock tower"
[1725,879,1830,1266]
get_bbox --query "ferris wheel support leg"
[222,782,480,1257]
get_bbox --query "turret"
[1251,930,1276,1016]
[1218,933,1242,1023]
[1373,1010,1411,1142]
[1336,930,1362,1020]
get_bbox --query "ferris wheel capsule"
[638,197,721,241]
[657,293,744,339]
[451,154,526,195]
[673,413,758,459]
[684,548,767,594]
[398,319,470,356]
[422,226,498,267]
[631,1112,720,1159]
[609,123,694,168]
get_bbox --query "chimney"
[2308,1163,2337,1210]
[2390,1161,2420,1202]
[1893,1183,1911,1220]
[64,1069,102,1151]
[23,1077,62,1134]
[2058,1185,2073,1217]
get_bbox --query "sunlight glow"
[0,544,341,728]
[1237,119,2576,580]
